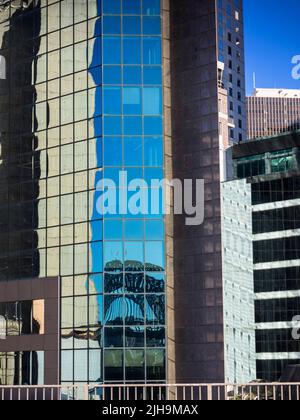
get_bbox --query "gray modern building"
[222,131,300,383]
[0,0,246,386]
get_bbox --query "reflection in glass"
[146,273,165,293]
[104,295,124,326]
[146,295,165,325]
[125,350,144,381]
[125,273,144,293]
[104,350,123,382]
[0,300,45,337]
[104,327,124,348]
[125,327,145,348]
[146,349,166,381]
[124,295,144,325]
[0,351,44,385]
[146,327,166,347]
[104,273,123,294]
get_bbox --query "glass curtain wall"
[0,0,166,385]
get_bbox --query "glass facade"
[0,0,165,384]
[235,149,297,179]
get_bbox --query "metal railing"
[0,383,300,401]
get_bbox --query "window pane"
[143,87,162,115]
[124,117,142,135]
[124,137,143,166]
[104,137,123,166]
[145,241,164,270]
[123,66,142,85]
[124,220,144,240]
[144,137,163,166]
[103,66,122,84]
[143,0,161,15]
[143,16,161,35]
[123,87,142,115]
[90,241,103,273]
[143,37,162,64]
[143,67,162,85]
[123,16,141,35]
[124,242,144,271]
[104,242,123,271]
[123,37,141,64]
[104,220,123,240]
[103,37,121,64]
[123,0,141,14]
[104,87,122,115]
[144,116,163,135]
[104,116,122,135]
[103,16,121,34]
[103,0,121,14]
[145,220,164,240]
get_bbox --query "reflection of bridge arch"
[104,295,157,326]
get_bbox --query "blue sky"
[244,0,300,94]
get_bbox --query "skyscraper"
[0,0,246,386]
[222,131,300,383]
[247,88,300,140]
[170,0,245,383]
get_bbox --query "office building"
[0,0,246,386]
[247,88,300,140]
[222,131,300,383]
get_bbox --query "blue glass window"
[103,66,122,84]
[124,220,144,240]
[143,17,161,35]
[143,87,162,115]
[124,116,142,135]
[105,220,123,240]
[145,241,164,270]
[104,137,123,166]
[143,37,162,64]
[90,66,102,85]
[104,168,122,185]
[91,220,103,242]
[89,274,103,295]
[123,37,141,64]
[124,242,144,267]
[126,168,143,183]
[104,242,123,270]
[143,66,162,85]
[123,87,142,115]
[124,66,142,85]
[142,0,160,16]
[144,137,163,167]
[90,242,103,273]
[123,16,141,35]
[124,137,143,166]
[103,37,121,64]
[103,0,121,14]
[144,116,163,135]
[146,273,165,293]
[144,168,164,184]
[103,16,121,34]
[145,220,164,240]
[89,38,102,68]
[123,0,141,14]
[104,87,122,115]
[104,116,122,135]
